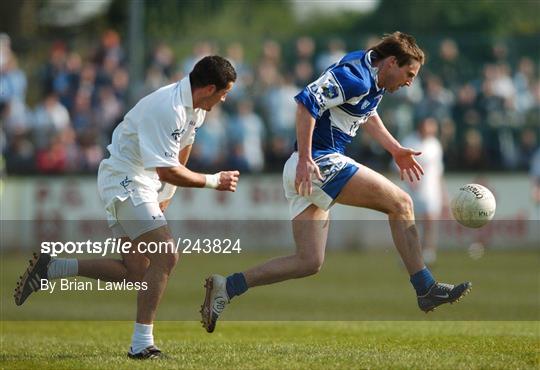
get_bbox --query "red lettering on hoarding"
[62,180,82,207]
[36,183,50,202]
[216,191,228,204]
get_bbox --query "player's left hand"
[393,147,424,182]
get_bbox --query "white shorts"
[109,198,168,240]
[283,151,360,219]
[97,161,168,240]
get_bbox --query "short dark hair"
[369,31,425,67]
[189,55,237,90]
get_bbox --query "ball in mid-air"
[451,184,496,228]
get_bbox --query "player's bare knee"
[154,252,179,275]
[297,254,324,277]
[303,262,323,276]
[390,191,414,218]
[125,262,148,283]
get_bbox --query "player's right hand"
[295,157,323,196]
[217,170,240,192]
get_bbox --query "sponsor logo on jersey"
[171,128,185,141]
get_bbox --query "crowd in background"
[1,30,538,175]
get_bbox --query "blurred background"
[1,0,539,176]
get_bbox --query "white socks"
[131,323,154,354]
[46,259,154,354]
[47,258,78,279]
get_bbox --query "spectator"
[32,92,71,149]
[530,147,540,219]
[1,33,29,137]
[513,57,536,114]
[261,74,298,148]
[224,42,254,107]
[315,38,346,74]
[181,41,215,75]
[228,100,266,172]
[78,130,104,172]
[415,74,454,123]
[2,35,539,176]
[5,132,35,174]
[191,106,227,172]
[71,91,94,133]
[293,36,316,86]
[460,128,490,171]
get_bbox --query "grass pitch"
[1,250,539,368]
[1,321,538,369]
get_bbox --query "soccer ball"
[451,184,496,228]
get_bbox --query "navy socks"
[225,273,248,299]
[410,267,435,296]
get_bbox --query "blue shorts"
[283,151,360,219]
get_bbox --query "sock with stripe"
[47,258,78,279]
[410,267,435,296]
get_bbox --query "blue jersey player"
[201,32,472,332]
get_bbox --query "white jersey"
[97,77,206,219]
[401,133,444,215]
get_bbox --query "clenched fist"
[216,170,240,192]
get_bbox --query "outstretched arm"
[364,113,424,182]
[156,166,239,192]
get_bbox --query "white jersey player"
[15,56,239,359]
[402,117,446,265]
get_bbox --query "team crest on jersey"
[120,176,133,195]
[120,176,132,190]
[321,83,339,99]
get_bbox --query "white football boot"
[200,274,230,333]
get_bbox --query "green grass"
[2,250,538,321]
[1,321,538,369]
[1,250,539,368]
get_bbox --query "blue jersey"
[294,50,385,156]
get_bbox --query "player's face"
[383,58,421,93]
[203,82,234,111]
